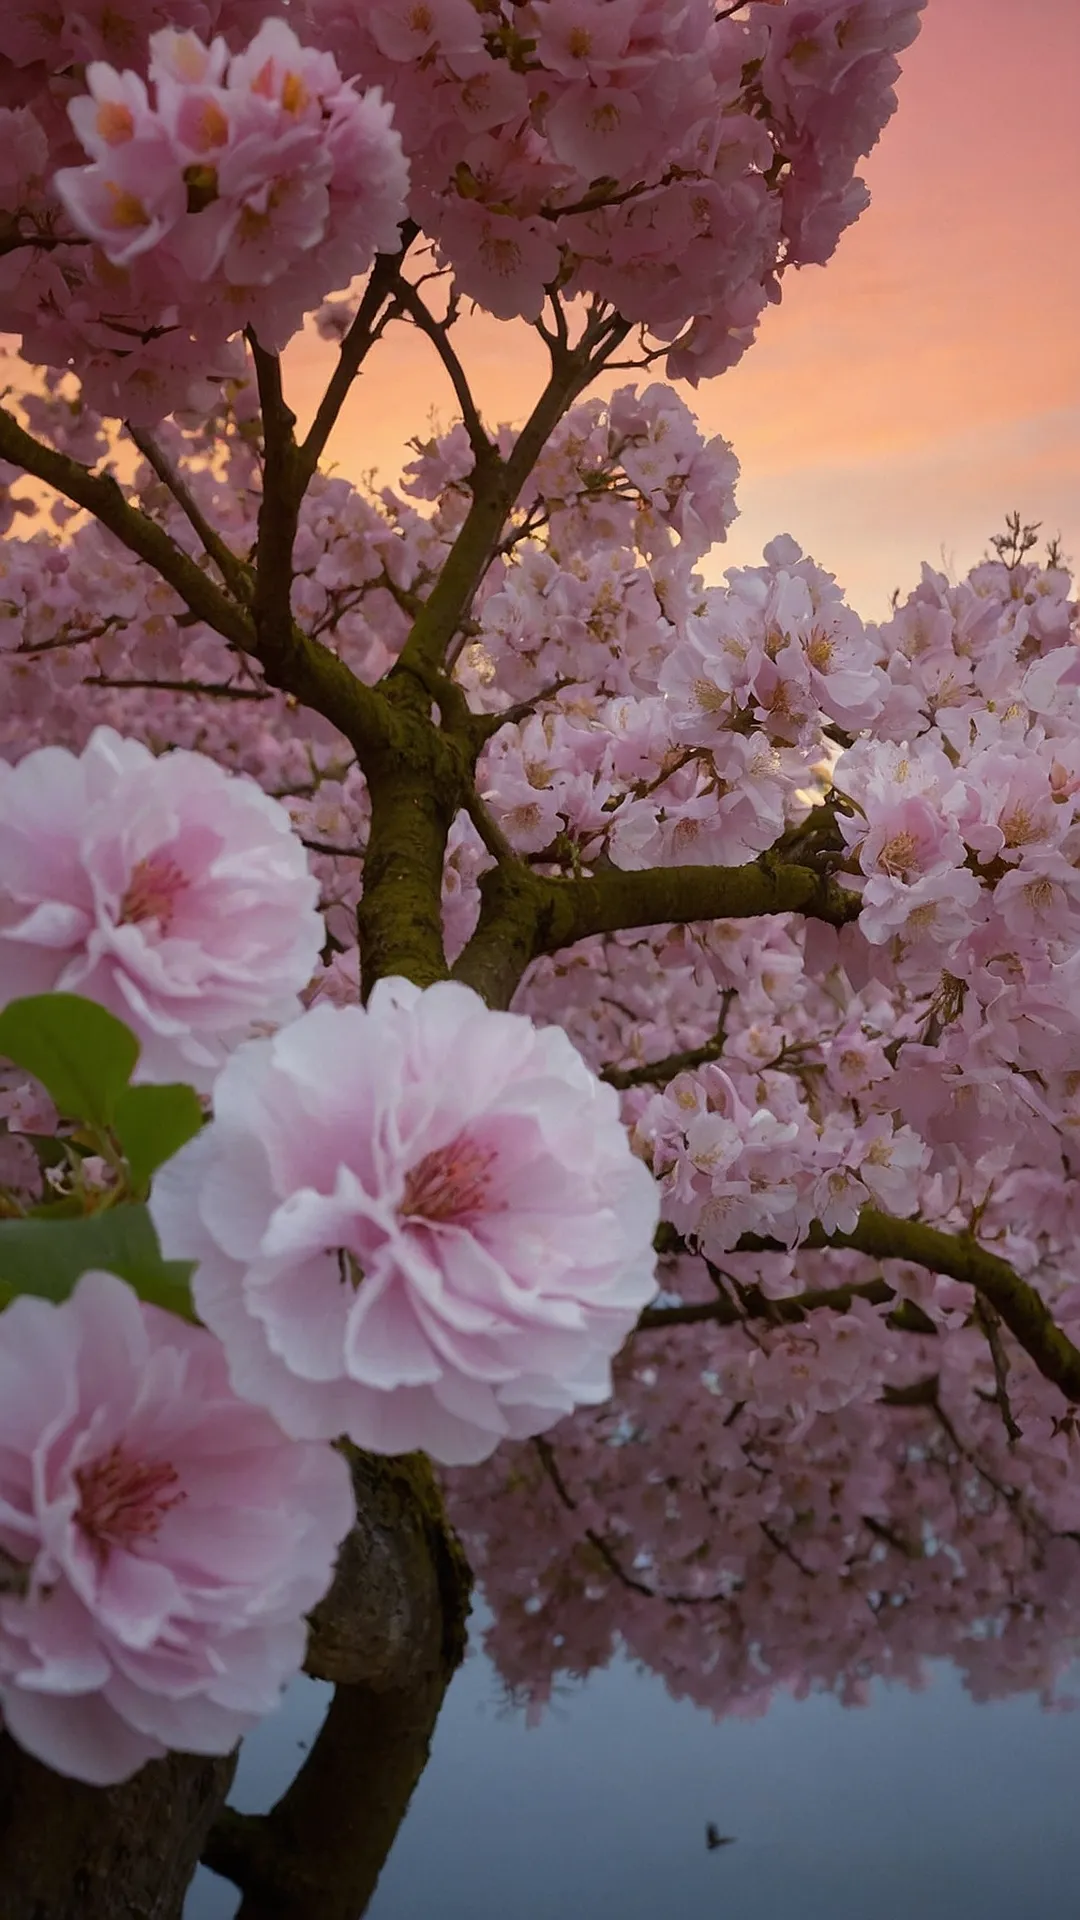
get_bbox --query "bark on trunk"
[202,1450,472,1920]
[0,1450,471,1920]
[0,1738,236,1920]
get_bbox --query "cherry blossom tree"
[2,0,1079,1907]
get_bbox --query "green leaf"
[0,1205,196,1320]
[0,994,140,1127]
[113,1082,204,1192]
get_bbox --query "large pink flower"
[151,980,660,1466]
[0,728,324,1088]
[0,1270,354,1786]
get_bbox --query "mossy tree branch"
[649,1209,1080,1406]
[452,854,862,1009]
[356,687,472,994]
[804,1210,1080,1404]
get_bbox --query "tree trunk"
[0,1450,471,1920]
[0,1737,236,1920]
[202,1450,472,1920]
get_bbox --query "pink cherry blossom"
[150,980,660,1466]
[0,727,323,1089]
[0,1269,353,1786]
[31,19,409,418]
[0,0,924,419]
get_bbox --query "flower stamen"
[400,1137,497,1225]
[75,1443,184,1558]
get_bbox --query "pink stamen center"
[118,853,187,931]
[75,1443,184,1557]
[400,1137,497,1225]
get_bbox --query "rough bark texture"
[202,1449,473,1920]
[0,1451,471,1920]
[0,1737,236,1920]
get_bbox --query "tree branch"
[83,676,271,701]
[299,228,418,480]
[974,1296,1022,1443]
[388,275,492,466]
[124,422,254,602]
[248,331,303,668]
[601,991,736,1089]
[394,313,631,683]
[636,1276,936,1335]
[0,402,254,653]
[726,1209,1080,1406]
[452,855,861,1010]
[0,394,394,760]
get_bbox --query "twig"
[125,422,253,602]
[300,230,418,479]
[974,1296,1023,1444]
[388,274,493,468]
[84,675,271,701]
[300,838,366,861]
[602,990,737,1089]
[531,1437,737,1608]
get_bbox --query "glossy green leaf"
[0,994,139,1128]
[112,1082,204,1192]
[0,1204,196,1320]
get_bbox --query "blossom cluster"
[0,0,923,417]
[446,1302,1080,1725]
[1,14,408,418]
[309,0,923,379]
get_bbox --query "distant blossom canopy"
[0,726,324,1089]
[151,979,661,1465]
[0,1270,354,1786]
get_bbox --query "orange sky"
[284,0,1079,617]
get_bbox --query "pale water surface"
[187,1603,1080,1920]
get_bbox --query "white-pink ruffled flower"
[0,727,324,1089]
[151,979,660,1466]
[0,1270,354,1786]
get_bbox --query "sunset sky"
[284,0,1080,618]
